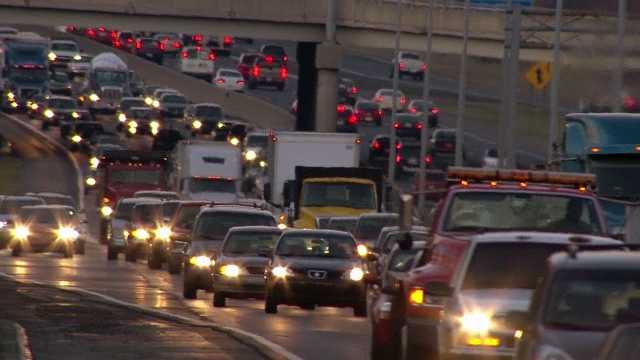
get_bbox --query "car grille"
[245,266,265,275]
[101,87,123,102]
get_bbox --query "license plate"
[337,119,344,125]
[404,123,412,128]
[408,157,418,165]
[146,52,153,57]
[198,63,207,68]
[267,78,273,82]
[365,116,373,121]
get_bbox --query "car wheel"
[353,299,367,318]
[11,244,21,257]
[213,291,226,308]
[183,282,197,299]
[63,245,74,258]
[125,246,137,262]
[147,250,162,269]
[370,331,386,360]
[75,240,85,255]
[156,58,163,66]
[264,291,278,314]
[167,260,182,274]
[107,247,118,260]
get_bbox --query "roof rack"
[448,166,596,189]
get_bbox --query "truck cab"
[80,52,130,116]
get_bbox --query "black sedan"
[134,37,164,65]
[393,114,423,140]
[211,226,283,307]
[264,229,373,317]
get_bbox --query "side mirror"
[381,283,401,295]
[424,280,454,297]
[263,183,271,202]
[505,310,529,329]
[397,232,413,251]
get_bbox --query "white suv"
[391,51,426,81]
[179,45,216,82]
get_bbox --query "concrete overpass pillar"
[315,42,343,133]
[295,42,317,131]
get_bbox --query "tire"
[353,299,367,318]
[264,291,278,314]
[371,331,386,360]
[167,259,182,274]
[125,246,137,262]
[147,250,162,269]
[183,282,197,299]
[63,245,74,259]
[213,291,226,308]
[205,75,213,83]
[107,247,118,260]
[11,244,21,257]
[75,240,85,255]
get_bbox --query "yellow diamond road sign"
[526,62,552,90]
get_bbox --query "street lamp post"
[455,0,471,167]
[387,0,403,180]
[613,0,627,113]
[548,0,563,162]
[418,0,434,215]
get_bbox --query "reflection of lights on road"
[154,289,168,309]
[57,280,73,287]
[14,260,28,276]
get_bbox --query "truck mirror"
[263,183,271,202]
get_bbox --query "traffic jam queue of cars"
[4,26,640,360]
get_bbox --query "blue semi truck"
[0,33,50,112]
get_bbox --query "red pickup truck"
[375,167,610,360]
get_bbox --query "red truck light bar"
[98,150,169,168]
[447,166,596,188]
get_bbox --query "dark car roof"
[549,250,640,271]
[227,225,284,234]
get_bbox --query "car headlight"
[132,229,150,240]
[220,264,241,277]
[145,97,152,105]
[31,103,39,110]
[90,157,100,169]
[57,227,79,240]
[89,93,100,101]
[152,100,159,108]
[245,150,257,161]
[129,120,138,128]
[73,54,82,60]
[534,345,574,360]
[85,177,97,186]
[72,112,79,119]
[357,244,368,257]
[128,127,137,134]
[12,226,29,240]
[192,120,202,129]
[155,227,171,240]
[101,206,113,217]
[189,255,213,267]
[150,121,160,128]
[460,312,492,334]
[10,102,17,108]
[44,109,55,118]
[48,52,57,61]
[230,137,240,146]
[118,113,127,122]
[272,266,291,277]
[0,221,7,228]
[342,267,364,281]
[7,92,15,100]
[71,135,82,143]
[277,223,287,230]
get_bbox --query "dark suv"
[247,56,287,91]
[237,53,262,79]
[182,205,277,299]
[260,44,287,65]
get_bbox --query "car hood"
[456,288,533,314]
[217,254,269,268]
[538,328,607,360]
[276,257,358,273]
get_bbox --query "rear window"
[241,55,259,65]
[220,70,241,78]
[262,45,285,56]
[140,39,156,46]
[357,102,379,111]
[162,95,188,104]
[401,53,421,60]
[52,43,79,52]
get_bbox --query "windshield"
[172,205,203,230]
[48,98,76,109]
[9,68,48,83]
[20,208,70,224]
[357,102,379,111]
[301,181,376,210]
[195,106,223,118]
[95,70,127,86]
[599,326,640,360]
[275,234,357,258]
[108,169,161,185]
[355,215,400,239]
[131,204,161,223]
[0,198,45,214]
[222,231,282,255]
[188,178,236,194]
[193,212,276,240]
[543,270,640,331]
[162,95,188,104]
[131,109,153,119]
[442,192,604,234]
[120,99,146,111]
[326,218,358,233]
[387,248,421,273]
[52,43,78,52]
[245,135,268,147]
[41,195,76,208]
[161,202,180,219]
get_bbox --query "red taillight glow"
[425,156,432,163]
[283,55,288,62]
[280,67,288,79]
[400,98,407,104]
[265,56,274,62]
[337,105,346,112]
[411,108,417,113]
[237,80,244,85]
[223,36,233,45]
[173,41,180,48]
[373,141,381,150]
[181,51,188,58]
[110,31,117,39]
[348,115,358,124]
[416,123,423,130]
[396,155,402,163]
[252,66,260,77]
[209,52,216,60]
[193,34,203,42]
[399,62,405,69]
[377,110,383,116]
[431,108,438,114]
[158,43,165,51]
[351,86,358,94]
[114,40,121,47]
[68,26,76,31]
[163,37,170,42]
[422,64,427,71]
[195,44,203,51]
[136,40,142,49]
[377,97,383,102]
[87,29,96,36]
[216,79,225,83]
[126,38,133,43]
[396,143,402,150]
[394,123,400,129]
[99,27,105,32]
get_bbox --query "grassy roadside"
[0,156,21,195]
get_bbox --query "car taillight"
[223,36,233,45]
[87,29,96,36]
[348,115,358,124]
[377,110,383,116]
[265,56,274,62]
[252,66,260,77]
[351,86,358,94]
[416,123,423,129]
[114,40,121,47]
[355,110,362,115]
[99,27,105,32]
[411,107,417,113]
[237,80,244,85]
[425,156,432,163]
[110,31,117,39]
[283,55,288,62]
[68,26,76,31]
[195,44,203,51]
[396,155,402,163]
[216,79,225,83]
[193,34,203,42]
[373,141,381,150]
[158,43,165,51]
[280,67,288,79]
[396,143,402,150]
[399,62,405,69]
[126,38,133,43]
[422,64,427,71]
[431,108,438,114]
[163,37,170,42]
[173,41,180,48]
[136,40,142,49]
[181,51,188,58]
[209,52,216,60]
[377,97,383,102]
[337,105,346,112]
[400,98,407,104]
[394,123,400,129]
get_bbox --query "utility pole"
[418,0,434,215]
[388,0,403,180]
[548,0,563,163]
[613,0,627,112]
[455,0,471,167]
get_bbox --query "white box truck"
[170,140,242,203]
[265,132,361,206]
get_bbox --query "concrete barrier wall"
[27,26,295,131]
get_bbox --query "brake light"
[237,80,244,85]
[351,86,358,94]
[265,56,274,62]
[425,156,432,163]
[411,107,417,113]
[373,141,381,150]
[195,44,202,51]
[416,123,423,130]
[68,26,76,31]
[126,38,133,43]
[394,123,400,129]
[173,41,180,48]
[337,105,346,112]
[223,36,233,45]
[163,37,170,42]
[114,40,121,47]
[99,27,105,32]
[216,79,225,83]
[209,52,216,60]
[87,29,96,36]
[135,40,142,49]
[110,31,117,39]
[283,55,288,62]
[348,115,358,124]
[193,34,203,42]
[396,143,402,150]
[280,67,288,79]
[396,155,402,163]
[431,108,438,114]
[252,66,260,77]
[400,98,407,104]
[422,64,427,71]
[377,110,383,116]
[399,62,405,69]
[377,97,383,102]
[181,51,188,58]
[158,43,165,51]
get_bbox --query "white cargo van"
[179,45,215,82]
